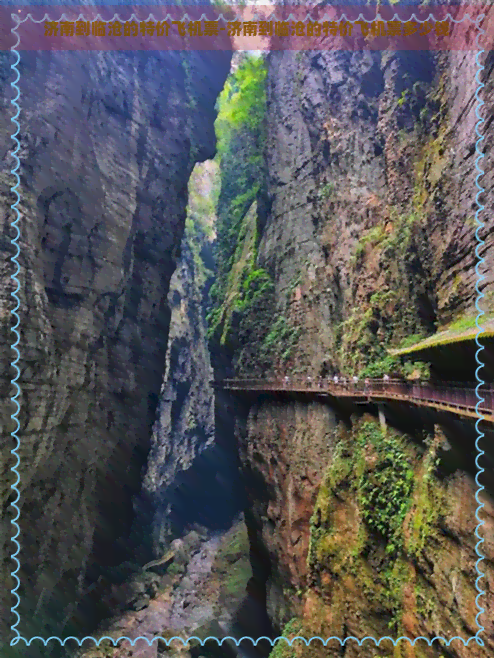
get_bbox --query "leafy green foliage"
[207,200,272,347]
[338,287,398,375]
[269,618,304,658]
[356,423,414,556]
[236,268,274,312]
[207,54,273,367]
[319,181,336,199]
[396,332,427,350]
[306,417,447,635]
[402,360,430,379]
[405,436,444,559]
[184,176,217,288]
[352,225,386,264]
[341,211,436,377]
[360,354,401,378]
[211,55,267,293]
[215,54,267,157]
[213,184,260,287]
[262,316,301,361]
[396,89,409,108]
[213,55,267,288]
[211,522,252,602]
[446,313,494,333]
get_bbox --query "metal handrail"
[214,377,494,414]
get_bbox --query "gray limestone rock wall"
[138,159,245,558]
[228,28,494,658]
[256,43,493,375]
[0,47,230,649]
[142,181,216,554]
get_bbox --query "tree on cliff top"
[215,53,267,158]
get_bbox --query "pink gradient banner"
[2,5,492,51]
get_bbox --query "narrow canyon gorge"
[1,6,494,658]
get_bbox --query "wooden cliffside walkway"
[214,377,494,424]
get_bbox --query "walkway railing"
[214,377,494,422]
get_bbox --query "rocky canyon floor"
[75,519,253,658]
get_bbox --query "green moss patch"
[340,212,434,376]
[207,54,277,371]
[269,618,305,658]
[390,315,494,357]
[307,418,448,635]
[211,521,252,604]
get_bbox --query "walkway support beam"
[378,405,387,435]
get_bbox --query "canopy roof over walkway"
[389,317,494,382]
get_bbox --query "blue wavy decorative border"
[9,12,23,649]
[9,8,486,652]
[473,19,487,645]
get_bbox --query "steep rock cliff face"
[236,399,342,626]
[227,34,494,658]
[0,48,230,648]
[238,402,494,658]
[251,45,493,376]
[142,161,218,554]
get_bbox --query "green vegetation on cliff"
[341,211,435,378]
[269,618,304,658]
[185,161,219,289]
[207,54,282,372]
[215,54,267,158]
[306,417,447,636]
